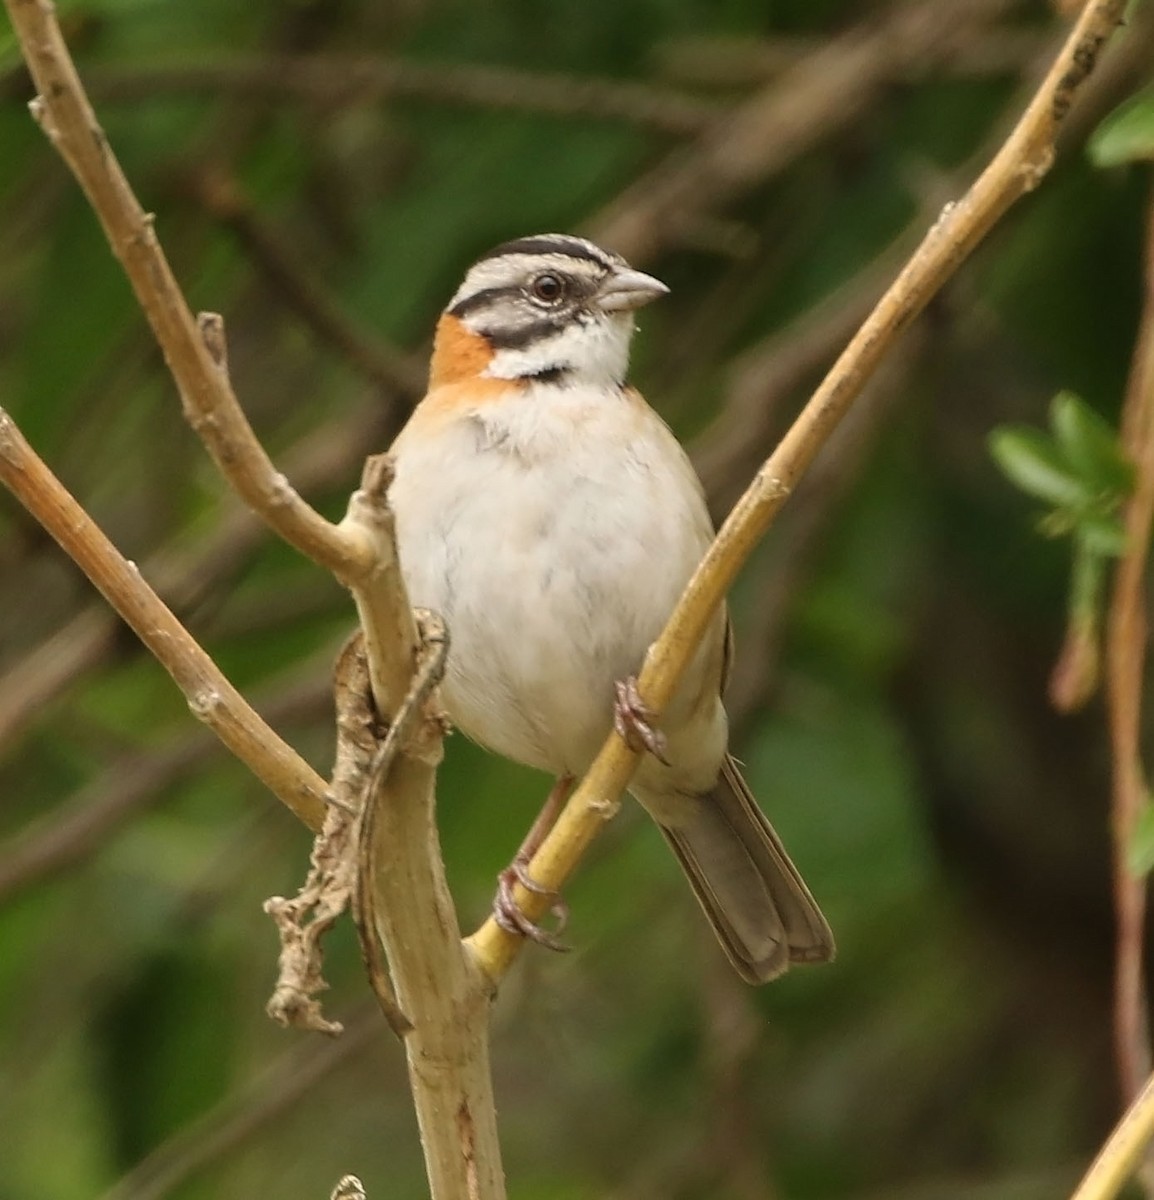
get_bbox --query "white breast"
[388,380,721,779]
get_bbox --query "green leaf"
[1088,85,1154,168]
[1036,509,1077,539]
[989,426,1092,510]
[1049,391,1134,495]
[1077,514,1129,558]
[1129,800,1154,878]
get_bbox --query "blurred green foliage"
[1,1,1152,1198]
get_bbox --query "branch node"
[0,409,20,464]
[360,452,396,497]
[1054,29,1110,121]
[188,687,224,721]
[331,1177,367,1200]
[755,469,791,501]
[27,94,58,140]
[266,471,296,510]
[1018,147,1056,191]
[197,311,229,371]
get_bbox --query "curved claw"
[493,862,570,952]
[613,676,669,764]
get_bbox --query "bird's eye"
[530,273,565,304]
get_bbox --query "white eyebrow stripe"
[447,253,606,313]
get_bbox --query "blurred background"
[1,1,1153,1197]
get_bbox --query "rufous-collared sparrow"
[387,234,834,983]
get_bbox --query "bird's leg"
[493,774,573,951]
[614,676,669,765]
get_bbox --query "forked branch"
[4,0,415,723]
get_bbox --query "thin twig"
[264,642,413,1037]
[0,407,328,830]
[1105,190,1154,1105]
[466,0,1128,983]
[13,53,348,571]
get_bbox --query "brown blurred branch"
[653,28,1047,89]
[467,0,1128,983]
[99,1003,386,1200]
[0,667,332,905]
[693,238,906,511]
[193,167,426,398]
[1106,190,1154,1106]
[0,402,390,752]
[80,55,719,136]
[699,951,776,1200]
[0,408,329,829]
[725,342,917,730]
[587,0,1015,264]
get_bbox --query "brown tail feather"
[660,755,834,984]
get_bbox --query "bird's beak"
[596,268,670,312]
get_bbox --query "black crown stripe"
[476,235,615,269]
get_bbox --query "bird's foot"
[491,774,573,951]
[493,856,569,951]
[614,676,669,764]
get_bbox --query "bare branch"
[466,0,1128,983]
[7,7,346,571]
[5,0,427,726]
